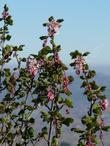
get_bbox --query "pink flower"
[99,99,109,110]
[86,138,95,146]
[54,52,61,64]
[47,88,55,101]
[63,76,69,93]
[64,87,69,93]
[87,84,92,91]
[38,59,45,66]
[75,69,80,75]
[74,55,85,75]
[86,142,94,146]
[26,56,44,77]
[48,20,60,37]
[27,66,38,77]
[2,10,9,20]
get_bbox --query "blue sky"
[0,0,110,67]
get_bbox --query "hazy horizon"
[0,0,110,67]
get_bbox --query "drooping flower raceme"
[47,88,55,101]
[26,56,44,77]
[54,51,61,64]
[48,20,60,37]
[86,141,95,146]
[86,138,95,146]
[98,118,105,146]
[74,55,85,75]
[2,10,9,20]
[63,76,69,93]
[99,99,109,111]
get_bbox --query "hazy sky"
[0,0,110,66]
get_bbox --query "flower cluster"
[63,76,69,93]
[47,88,55,101]
[86,138,95,146]
[99,99,109,111]
[98,118,105,146]
[2,10,9,20]
[74,55,85,75]
[48,20,60,37]
[54,51,61,64]
[26,56,44,77]
[86,141,94,146]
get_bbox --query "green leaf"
[1,117,8,123]
[102,126,110,132]
[91,81,99,90]
[65,90,72,96]
[7,16,13,25]
[2,45,11,57]
[18,45,25,51]
[0,103,4,113]
[0,60,3,65]
[64,98,73,108]
[21,57,26,62]
[4,4,9,11]
[62,63,68,70]
[100,86,106,92]
[80,75,85,80]
[83,63,89,70]
[39,36,48,40]
[43,23,48,27]
[11,114,18,119]
[81,116,92,125]
[52,136,59,146]
[29,117,35,124]
[6,35,11,41]
[70,50,82,59]
[40,110,49,122]
[7,132,14,140]
[80,81,88,88]
[48,16,54,22]
[28,127,34,138]
[87,70,96,78]
[39,46,52,55]
[63,117,74,127]
[93,104,102,115]
[97,95,106,100]
[77,141,85,146]
[71,128,84,133]
[42,127,48,135]
[55,45,61,52]
[4,68,11,77]
[57,19,64,23]
[18,109,25,115]
[56,96,64,103]
[68,75,74,83]
[83,52,90,56]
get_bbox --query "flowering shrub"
[0,4,109,146]
[70,50,110,146]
